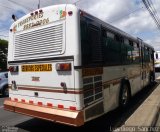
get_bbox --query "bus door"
[139,39,146,88]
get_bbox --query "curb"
[113,82,160,132]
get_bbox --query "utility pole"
[38,0,41,9]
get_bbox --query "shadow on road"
[15,82,158,132]
[0,95,8,98]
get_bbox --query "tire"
[2,86,9,97]
[149,72,154,84]
[119,83,130,109]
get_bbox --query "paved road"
[0,82,158,132]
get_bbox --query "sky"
[0,0,160,51]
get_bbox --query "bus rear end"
[4,4,84,126]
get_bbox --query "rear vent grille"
[83,76,103,106]
[14,23,64,60]
[85,102,104,120]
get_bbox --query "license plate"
[21,64,52,72]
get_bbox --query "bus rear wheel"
[149,72,154,84]
[119,83,130,109]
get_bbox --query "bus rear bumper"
[3,99,84,126]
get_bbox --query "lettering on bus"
[32,76,40,81]
[21,64,52,72]
[16,12,50,31]
[23,18,49,30]
[82,67,103,77]
[18,12,44,27]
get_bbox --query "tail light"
[9,66,19,72]
[56,63,71,71]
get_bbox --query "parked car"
[0,72,8,96]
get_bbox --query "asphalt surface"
[0,82,159,132]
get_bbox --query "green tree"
[0,39,8,71]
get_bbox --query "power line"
[73,0,84,5]
[0,2,26,15]
[7,0,34,11]
[109,6,144,23]
[0,3,16,10]
[142,0,160,29]
[142,0,159,28]
[147,0,160,26]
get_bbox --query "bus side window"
[80,21,91,65]
[122,39,133,65]
[127,40,134,64]
[88,25,103,64]
[144,47,150,62]
[103,31,121,65]
[81,20,103,66]
[132,42,140,64]
[156,52,158,59]
[121,38,128,64]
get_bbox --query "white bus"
[4,4,155,126]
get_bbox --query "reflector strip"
[14,98,18,102]
[11,98,75,110]
[47,103,53,107]
[70,106,76,111]
[38,102,43,106]
[21,99,25,103]
[29,100,34,104]
[58,104,64,109]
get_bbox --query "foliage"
[0,39,8,71]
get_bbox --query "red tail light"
[56,63,71,71]
[69,106,76,111]
[9,66,19,72]
[58,104,64,109]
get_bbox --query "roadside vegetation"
[0,39,8,71]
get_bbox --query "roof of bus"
[77,6,154,50]
[10,4,154,50]
[10,4,68,29]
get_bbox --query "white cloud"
[77,0,160,50]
